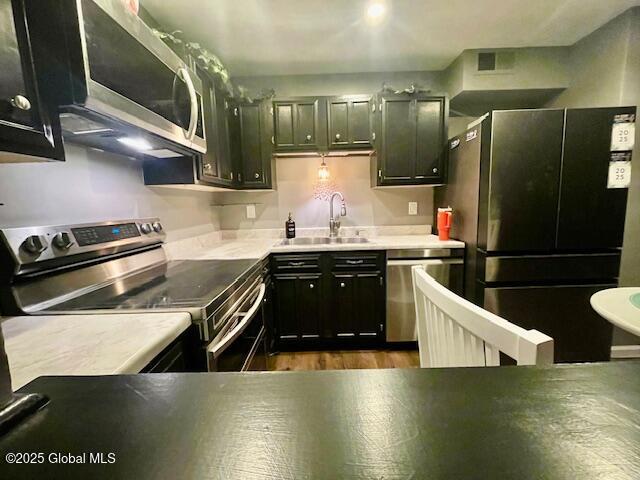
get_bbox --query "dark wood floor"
[268,350,420,371]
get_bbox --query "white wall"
[215,155,434,230]
[0,145,220,242]
[233,71,445,97]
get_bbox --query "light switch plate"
[408,202,418,215]
[246,204,256,219]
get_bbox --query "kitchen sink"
[279,237,370,246]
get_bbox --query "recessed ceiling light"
[367,3,385,19]
[117,136,152,151]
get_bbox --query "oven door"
[207,283,267,372]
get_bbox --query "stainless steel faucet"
[329,192,347,237]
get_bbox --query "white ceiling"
[142,0,640,77]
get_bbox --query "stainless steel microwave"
[26,0,206,158]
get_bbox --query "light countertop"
[1,312,192,390]
[3,229,464,389]
[169,234,464,261]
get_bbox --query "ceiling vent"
[477,51,516,72]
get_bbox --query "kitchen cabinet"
[326,95,372,149]
[0,0,64,162]
[229,99,274,189]
[141,327,203,372]
[331,272,384,340]
[371,93,448,186]
[197,68,235,187]
[273,97,327,151]
[273,273,323,344]
[271,251,385,349]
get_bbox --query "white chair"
[412,266,554,367]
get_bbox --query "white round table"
[590,287,640,336]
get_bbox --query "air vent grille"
[477,51,516,72]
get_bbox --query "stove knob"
[53,232,74,250]
[140,223,152,234]
[21,235,48,255]
[152,222,163,233]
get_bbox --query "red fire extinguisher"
[437,207,453,241]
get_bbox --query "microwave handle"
[208,283,266,359]
[178,67,198,141]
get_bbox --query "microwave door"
[61,0,206,152]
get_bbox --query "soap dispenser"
[285,212,296,239]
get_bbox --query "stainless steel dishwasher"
[386,249,464,343]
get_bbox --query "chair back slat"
[412,266,554,367]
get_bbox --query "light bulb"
[318,161,330,181]
[367,3,385,19]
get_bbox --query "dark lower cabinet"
[142,326,202,373]
[274,273,323,344]
[331,272,384,340]
[0,0,64,162]
[272,251,385,349]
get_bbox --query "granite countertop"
[1,227,464,389]
[168,234,464,261]
[1,313,192,390]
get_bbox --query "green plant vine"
[152,29,275,102]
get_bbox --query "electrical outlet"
[408,202,418,215]
[246,204,256,219]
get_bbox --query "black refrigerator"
[435,107,635,363]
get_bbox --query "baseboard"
[611,345,640,359]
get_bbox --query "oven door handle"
[208,283,266,359]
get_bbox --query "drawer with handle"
[330,252,384,270]
[272,254,322,272]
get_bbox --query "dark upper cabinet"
[197,69,235,188]
[0,0,64,162]
[273,97,326,151]
[327,95,372,149]
[230,99,274,189]
[372,93,448,186]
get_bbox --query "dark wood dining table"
[1,362,640,479]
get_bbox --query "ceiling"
[142,0,640,77]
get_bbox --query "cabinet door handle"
[335,133,341,140]
[204,163,212,171]
[11,95,31,111]
[340,282,346,288]
[372,132,376,141]
[371,103,376,113]
[306,134,312,141]
[271,136,275,145]
[432,167,438,174]
[378,170,382,179]
[254,172,260,179]
[346,259,364,265]
[288,261,304,267]
[309,283,314,289]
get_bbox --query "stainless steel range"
[0,219,268,372]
